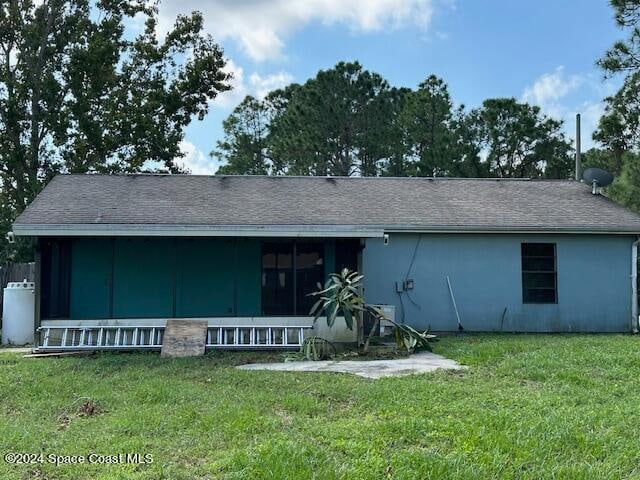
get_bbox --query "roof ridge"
[57,173,579,182]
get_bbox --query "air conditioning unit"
[365,304,396,337]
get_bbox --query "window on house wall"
[262,241,324,315]
[521,243,557,304]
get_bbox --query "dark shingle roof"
[13,174,640,234]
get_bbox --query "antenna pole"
[575,113,581,181]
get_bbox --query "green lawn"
[2,334,640,479]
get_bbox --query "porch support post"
[34,237,42,342]
[356,238,365,346]
[324,239,336,281]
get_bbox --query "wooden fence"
[0,262,35,322]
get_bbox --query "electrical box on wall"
[396,279,415,292]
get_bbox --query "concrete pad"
[237,351,465,379]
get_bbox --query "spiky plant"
[309,268,433,353]
[301,336,336,360]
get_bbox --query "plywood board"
[160,320,207,357]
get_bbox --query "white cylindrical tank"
[2,281,35,345]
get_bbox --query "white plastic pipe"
[446,276,463,331]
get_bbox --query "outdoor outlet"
[395,281,405,293]
[404,279,414,290]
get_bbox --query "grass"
[2,334,640,479]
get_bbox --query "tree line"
[1,0,640,263]
[581,0,640,213]
[214,0,640,216]
[214,64,574,179]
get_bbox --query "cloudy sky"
[155,0,623,174]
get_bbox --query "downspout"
[632,236,639,333]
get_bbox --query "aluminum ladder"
[37,325,312,350]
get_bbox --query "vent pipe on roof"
[575,113,581,181]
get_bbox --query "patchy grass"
[2,335,640,479]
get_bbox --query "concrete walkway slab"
[237,351,465,379]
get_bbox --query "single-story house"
[11,174,640,350]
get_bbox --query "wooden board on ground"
[161,320,208,358]
[24,350,95,358]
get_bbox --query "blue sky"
[155,0,623,174]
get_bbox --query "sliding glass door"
[261,241,324,316]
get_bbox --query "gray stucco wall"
[363,233,636,332]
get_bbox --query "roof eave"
[383,225,640,235]
[12,223,640,237]
[11,223,385,238]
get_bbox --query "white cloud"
[522,66,583,110]
[522,67,609,150]
[156,0,436,61]
[249,71,295,99]
[176,140,219,174]
[214,59,294,108]
[581,101,605,135]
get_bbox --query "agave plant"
[394,323,432,352]
[309,268,434,353]
[301,336,336,360]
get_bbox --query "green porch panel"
[235,238,262,316]
[112,238,175,318]
[70,238,112,319]
[324,239,336,282]
[65,236,337,320]
[175,238,236,317]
